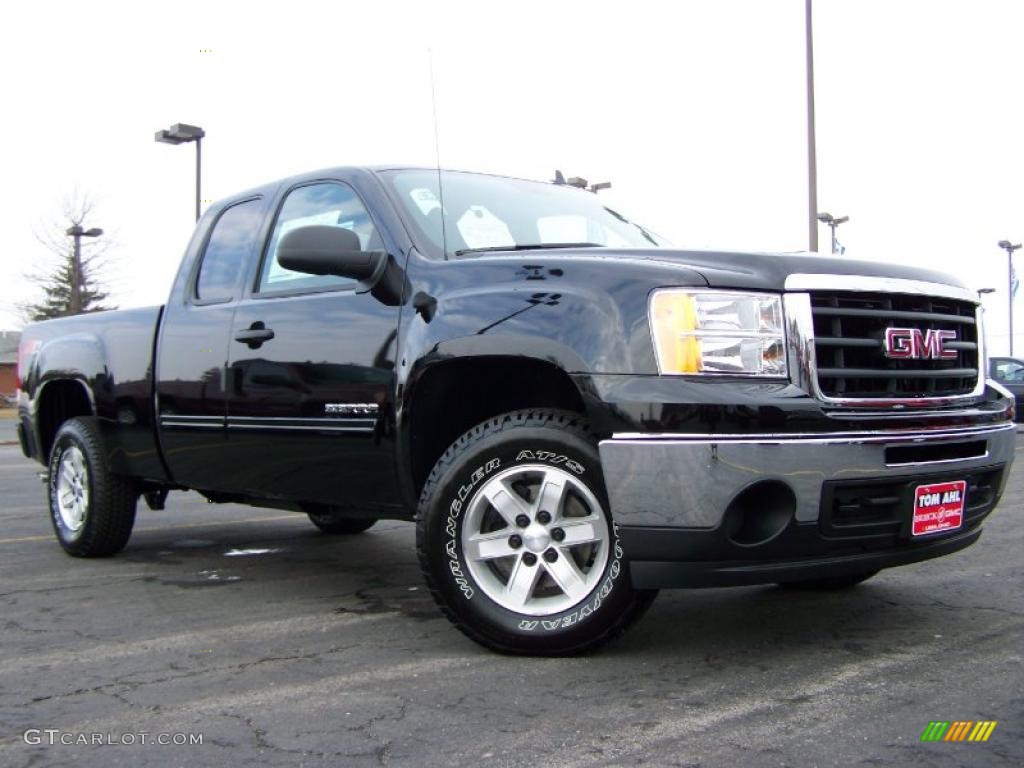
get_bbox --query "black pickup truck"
[17,166,1017,654]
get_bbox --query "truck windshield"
[381,169,667,259]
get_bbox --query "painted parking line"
[0,513,311,545]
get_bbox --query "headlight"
[649,289,787,376]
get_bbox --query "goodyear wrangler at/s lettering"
[415,410,657,655]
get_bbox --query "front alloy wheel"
[461,464,610,616]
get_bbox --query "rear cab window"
[195,199,264,302]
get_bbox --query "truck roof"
[215,165,559,209]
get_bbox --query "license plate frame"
[912,480,967,537]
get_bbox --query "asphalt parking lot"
[0,418,1022,767]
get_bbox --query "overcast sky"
[2,0,1022,353]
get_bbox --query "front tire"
[416,409,656,655]
[47,417,137,557]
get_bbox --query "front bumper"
[599,422,1016,588]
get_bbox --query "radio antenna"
[427,49,448,260]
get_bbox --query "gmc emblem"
[883,328,958,360]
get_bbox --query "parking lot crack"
[218,711,346,761]
[14,643,362,707]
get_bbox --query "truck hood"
[546,247,969,293]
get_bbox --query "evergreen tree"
[21,194,116,321]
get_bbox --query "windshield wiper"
[454,242,603,257]
[604,206,660,246]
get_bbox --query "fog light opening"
[724,480,796,547]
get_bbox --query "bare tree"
[20,192,117,322]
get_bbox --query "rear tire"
[305,508,377,535]
[778,570,879,590]
[416,409,657,655]
[47,417,137,557]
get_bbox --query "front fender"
[402,282,629,373]
[398,252,707,375]
[390,250,708,508]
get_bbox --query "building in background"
[0,330,20,402]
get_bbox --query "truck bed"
[19,306,168,481]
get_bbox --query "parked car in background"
[989,356,1024,423]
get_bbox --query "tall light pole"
[998,240,1022,355]
[805,0,819,252]
[155,123,206,221]
[65,225,103,315]
[816,212,849,254]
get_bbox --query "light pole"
[805,0,818,252]
[65,225,103,315]
[155,123,206,221]
[816,212,849,255]
[998,240,1022,355]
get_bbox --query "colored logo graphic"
[921,721,997,742]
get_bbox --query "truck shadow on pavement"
[114,516,964,658]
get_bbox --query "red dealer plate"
[912,480,967,537]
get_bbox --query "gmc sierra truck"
[17,166,1017,654]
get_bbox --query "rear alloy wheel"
[417,409,656,655]
[55,446,90,536]
[48,417,137,557]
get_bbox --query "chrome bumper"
[598,423,1017,529]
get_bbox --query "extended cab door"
[155,196,266,491]
[220,178,402,510]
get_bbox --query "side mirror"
[276,225,409,306]
[277,225,384,282]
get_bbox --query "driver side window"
[258,182,381,294]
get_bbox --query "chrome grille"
[809,291,980,399]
